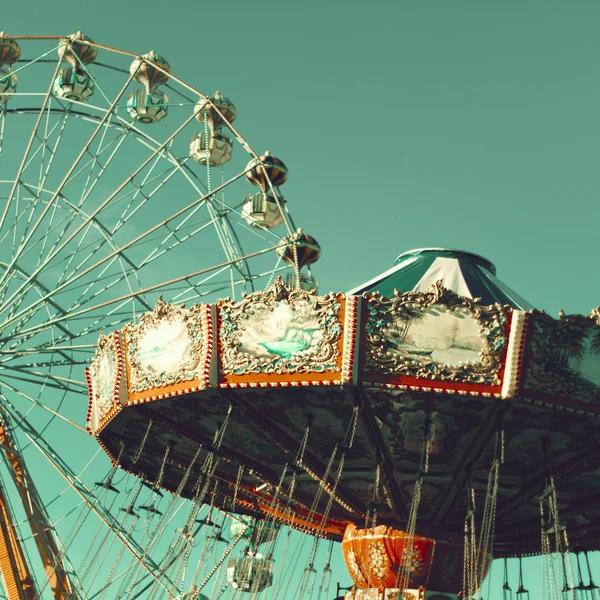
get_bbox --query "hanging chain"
[502,557,512,600]
[154,445,172,490]
[463,483,478,600]
[230,463,245,511]
[317,406,360,531]
[540,450,574,600]
[396,416,433,591]
[133,419,154,463]
[274,414,314,526]
[364,461,381,530]
[316,540,334,600]
[475,428,504,598]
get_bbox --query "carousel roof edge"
[349,247,535,311]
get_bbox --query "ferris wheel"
[5,29,600,600]
[0,31,326,599]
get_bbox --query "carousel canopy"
[350,248,534,310]
[87,248,600,564]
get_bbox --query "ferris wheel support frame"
[0,407,79,599]
[0,396,176,596]
[0,113,257,340]
[0,478,38,599]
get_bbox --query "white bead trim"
[501,310,528,399]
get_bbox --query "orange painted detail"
[0,479,37,599]
[342,524,489,594]
[257,500,347,539]
[122,304,213,406]
[342,523,436,590]
[217,295,346,386]
[228,483,349,539]
[0,422,76,599]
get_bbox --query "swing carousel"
[2,27,599,600]
[87,246,600,599]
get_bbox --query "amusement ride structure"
[0,30,598,600]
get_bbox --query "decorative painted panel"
[521,310,600,409]
[218,278,354,385]
[344,589,432,600]
[344,590,458,600]
[361,281,511,392]
[342,523,435,590]
[86,330,124,434]
[124,297,213,403]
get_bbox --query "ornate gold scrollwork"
[363,281,510,384]
[90,330,118,421]
[219,277,343,375]
[125,297,207,392]
[588,307,600,326]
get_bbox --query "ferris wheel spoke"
[0,182,57,250]
[0,208,131,327]
[54,158,183,289]
[0,258,86,348]
[47,157,184,293]
[0,242,282,344]
[159,151,256,295]
[0,343,96,355]
[0,164,250,331]
[0,47,63,233]
[57,133,150,268]
[9,357,89,369]
[71,127,170,225]
[135,214,216,267]
[101,118,256,296]
[48,117,131,222]
[73,128,129,207]
[8,305,138,346]
[5,315,128,360]
[0,110,199,325]
[107,153,179,233]
[1,397,174,594]
[1,371,82,395]
[205,201,252,288]
[3,365,86,388]
[20,102,73,204]
[0,383,87,433]
[29,131,135,274]
[37,109,198,270]
[0,68,137,295]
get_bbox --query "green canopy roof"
[350,248,533,310]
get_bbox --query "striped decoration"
[277,229,321,270]
[245,152,288,193]
[350,248,534,310]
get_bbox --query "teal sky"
[6,0,600,316]
[3,1,600,597]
